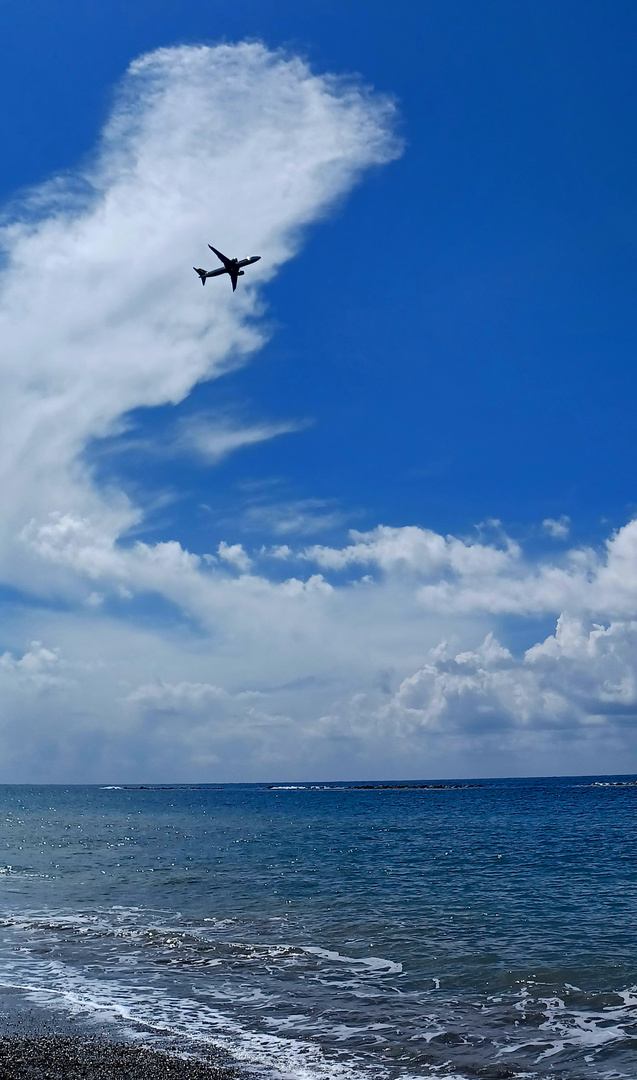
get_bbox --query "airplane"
[193,245,261,292]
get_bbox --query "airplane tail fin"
[193,267,207,285]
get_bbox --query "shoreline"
[0,992,245,1080]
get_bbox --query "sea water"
[0,777,636,1079]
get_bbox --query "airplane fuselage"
[201,256,260,280]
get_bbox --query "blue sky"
[0,2,637,781]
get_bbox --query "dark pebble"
[0,1034,241,1080]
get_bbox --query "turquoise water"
[0,778,636,1079]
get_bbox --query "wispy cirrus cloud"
[96,411,307,467]
[241,497,347,537]
[173,413,307,465]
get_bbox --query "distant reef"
[267,783,480,790]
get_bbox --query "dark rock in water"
[0,1035,240,1080]
[119,785,212,790]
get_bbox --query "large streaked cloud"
[0,41,399,595]
[1,42,637,781]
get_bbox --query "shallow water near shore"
[1,777,636,1080]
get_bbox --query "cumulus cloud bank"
[9,509,637,781]
[1,42,637,781]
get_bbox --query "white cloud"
[414,519,637,618]
[543,515,571,540]
[125,680,300,774]
[242,498,346,536]
[0,641,72,689]
[128,681,229,707]
[303,524,520,575]
[321,615,637,770]
[217,541,252,573]
[301,520,637,621]
[267,544,294,560]
[173,414,305,464]
[97,412,305,466]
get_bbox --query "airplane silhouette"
[193,245,261,292]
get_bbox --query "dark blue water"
[1,777,637,1079]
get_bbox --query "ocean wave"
[0,910,402,980]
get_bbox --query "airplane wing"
[208,244,233,269]
[229,267,239,291]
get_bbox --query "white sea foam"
[303,947,402,975]
[591,780,637,786]
[498,986,637,1066]
[0,866,49,879]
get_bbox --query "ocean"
[0,777,636,1079]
